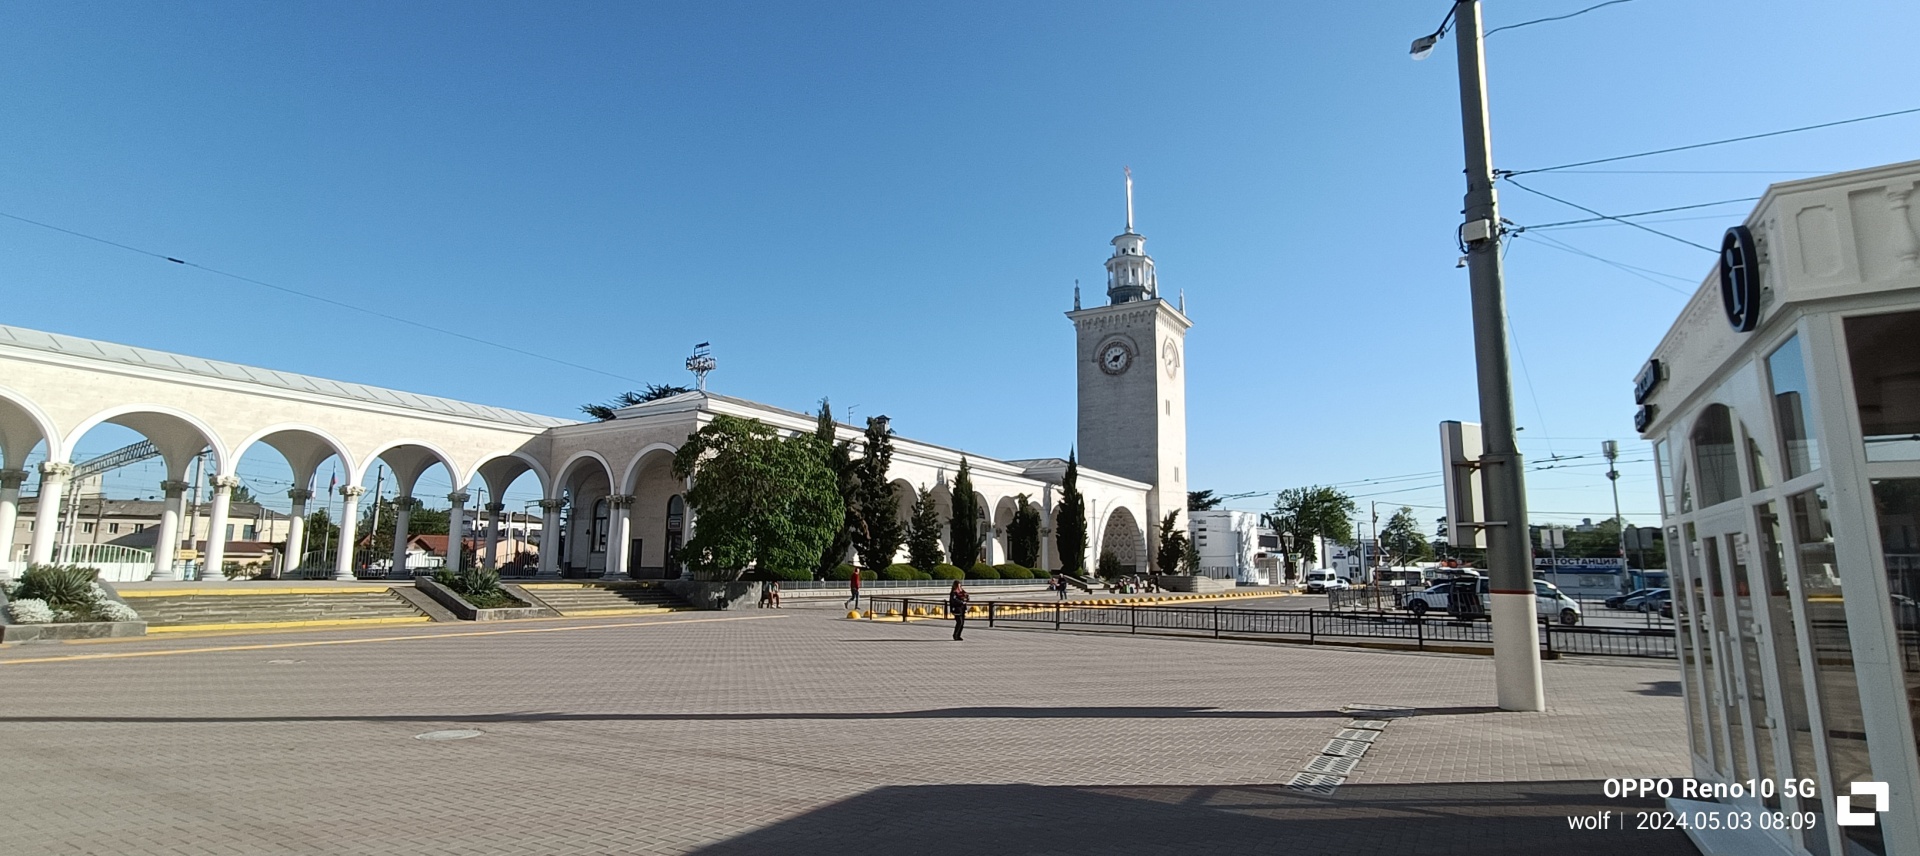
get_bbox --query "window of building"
[1686,523,1725,771]
[1756,501,1830,846]
[591,499,609,553]
[1869,478,1920,829]
[1671,525,1712,763]
[1767,334,1822,479]
[1790,487,1883,856]
[133,523,145,533]
[1691,404,1741,507]
[1726,531,1779,804]
[1655,441,1675,516]
[1700,535,1751,782]
[242,524,258,540]
[225,524,234,541]
[82,522,95,534]
[1846,310,1920,463]
[108,523,120,534]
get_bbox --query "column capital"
[609,494,636,508]
[538,499,566,511]
[485,502,506,513]
[0,468,28,489]
[162,479,193,495]
[286,488,314,502]
[210,475,243,490]
[39,461,73,479]
[340,485,367,499]
[448,490,471,505]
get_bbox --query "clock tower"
[1068,169,1192,535]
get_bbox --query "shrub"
[993,563,1033,579]
[1097,551,1126,580]
[879,563,920,581]
[435,566,522,609]
[5,598,53,624]
[964,563,1001,580]
[929,564,966,581]
[766,567,814,581]
[17,564,99,611]
[95,600,141,622]
[912,569,933,580]
[825,564,859,581]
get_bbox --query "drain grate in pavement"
[1322,739,1371,758]
[1286,772,1345,795]
[1333,728,1379,743]
[1304,755,1361,775]
[1347,718,1391,731]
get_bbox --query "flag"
[328,472,337,496]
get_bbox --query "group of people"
[758,580,782,608]
[1101,575,1159,595]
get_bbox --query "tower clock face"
[1162,337,1181,378]
[1099,342,1133,375]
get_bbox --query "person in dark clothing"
[948,581,971,641]
[846,569,862,611]
[1055,574,1069,601]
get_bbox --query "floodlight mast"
[686,343,716,392]
[1417,0,1544,712]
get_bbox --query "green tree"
[1187,490,1223,511]
[580,384,693,421]
[1096,550,1125,580]
[1155,511,1189,575]
[1267,485,1356,580]
[1378,506,1434,567]
[906,486,945,572]
[948,458,982,568]
[813,399,857,576]
[670,415,842,580]
[848,416,904,571]
[227,482,260,506]
[1054,451,1088,576]
[357,496,452,564]
[1008,494,1042,568]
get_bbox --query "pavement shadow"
[0,704,1509,725]
[683,780,1698,856]
[1634,680,1683,697]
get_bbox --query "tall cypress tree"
[906,485,945,572]
[948,458,981,568]
[849,416,904,571]
[813,399,857,576]
[1008,493,1042,568]
[1055,450,1088,576]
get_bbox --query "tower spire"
[1124,166,1134,233]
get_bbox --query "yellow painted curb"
[117,586,396,598]
[148,615,431,634]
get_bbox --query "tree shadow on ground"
[1634,680,1682,697]
[684,780,1698,856]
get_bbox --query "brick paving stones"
[0,604,1696,855]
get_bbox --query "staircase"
[516,583,689,616]
[119,588,428,630]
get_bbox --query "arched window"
[1691,405,1741,507]
[591,498,610,553]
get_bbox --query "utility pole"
[368,465,385,575]
[1416,0,1543,711]
[1604,440,1627,592]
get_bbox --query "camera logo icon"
[1836,782,1889,827]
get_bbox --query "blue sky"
[5,1,1918,532]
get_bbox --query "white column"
[537,499,563,578]
[445,490,469,573]
[601,494,633,581]
[25,461,72,566]
[150,479,191,581]
[0,469,27,581]
[390,495,413,575]
[332,485,365,580]
[482,502,504,570]
[200,475,239,581]
[281,487,312,579]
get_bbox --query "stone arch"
[362,439,459,496]
[65,403,228,479]
[0,383,62,467]
[1097,505,1147,575]
[929,483,954,556]
[620,444,682,579]
[231,423,356,486]
[554,451,616,576]
[471,452,551,574]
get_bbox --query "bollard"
[988,601,996,628]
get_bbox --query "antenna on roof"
[686,343,716,391]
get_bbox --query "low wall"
[414,576,553,621]
[663,579,758,610]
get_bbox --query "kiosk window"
[1692,405,1741,507]
[1767,334,1822,478]
[1846,310,1920,462]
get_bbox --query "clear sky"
[4,1,1918,533]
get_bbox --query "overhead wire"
[0,210,648,385]
[1502,179,1717,252]
[1500,107,1920,177]
[1522,197,1760,231]
[1484,0,1636,37]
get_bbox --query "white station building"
[1639,160,1920,856]
[0,183,1191,585]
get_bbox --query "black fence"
[869,597,1675,659]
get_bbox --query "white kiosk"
[1640,160,1920,856]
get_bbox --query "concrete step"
[517,584,688,615]
[124,591,425,627]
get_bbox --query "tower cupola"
[1104,167,1158,304]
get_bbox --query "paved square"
[0,603,1696,855]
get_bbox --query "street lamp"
[1410,0,1544,712]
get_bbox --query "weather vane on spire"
[1124,166,1134,233]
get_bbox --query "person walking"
[768,579,781,609]
[1055,573,1069,601]
[846,568,862,611]
[948,580,971,641]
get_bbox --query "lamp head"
[1409,33,1440,60]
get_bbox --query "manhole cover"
[1347,719,1391,731]
[414,729,483,741]
[1287,772,1344,794]
[1334,728,1379,743]
[1322,739,1370,758]
[266,659,303,665]
[1304,755,1360,775]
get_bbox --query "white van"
[1304,570,1345,593]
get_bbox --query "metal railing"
[782,577,1051,592]
[864,597,1675,659]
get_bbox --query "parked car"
[1606,588,1662,609]
[1405,574,1583,625]
[1304,571,1344,593]
[1623,589,1670,612]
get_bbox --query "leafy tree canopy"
[1187,490,1223,511]
[1378,506,1435,567]
[671,415,842,580]
[581,384,694,421]
[1267,485,1356,573]
[906,485,946,572]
